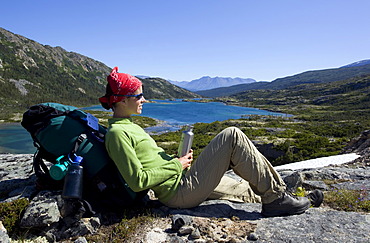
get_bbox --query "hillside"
[140,77,201,99]
[0,28,110,109]
[197,62,370,97]
[228,74,370,131]
[0,28,200,120]
[232,74,370,109]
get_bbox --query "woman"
[99,67,320,217]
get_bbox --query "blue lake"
[0,100,290,154]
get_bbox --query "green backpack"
[21,102,147,210]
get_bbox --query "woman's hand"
[178,149,193,170]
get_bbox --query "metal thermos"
[178,127,194,157]
[62,154,83,199]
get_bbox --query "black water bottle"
[62,154,83,199]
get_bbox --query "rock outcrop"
[344,130,370,156]
[0,130,369,242]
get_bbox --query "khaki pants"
[208,174,262,203]
[165,127,286,208]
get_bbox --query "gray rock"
[247,232,258,241]
[75,237,88,243]
[44,216,100,242]
[254,208,370,243]
[171,214,193,230]
[0,221,10,243]
[343,130,370,154]
[0,154,37,202]
[20,191,62,228]
[144,228,170,242]
[301,167,370,181]
[60,217,101,239]
[178,226,194,235]
[303,180,330,191]
[44,231,57,243]
[190,227,201,239]
[282,171,303,192]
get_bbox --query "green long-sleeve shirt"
[105,117,183,203]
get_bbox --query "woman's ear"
[113,100,127,111]
[120,97,129,106]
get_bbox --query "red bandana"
[99,67,142,108]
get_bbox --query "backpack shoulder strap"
[33,149,63,190]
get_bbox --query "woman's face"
[124,86,145,116]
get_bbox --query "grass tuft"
[85,214,155,242]
[111,215,154,242]
[324,188,370,212]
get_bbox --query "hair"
[100,84,114,110]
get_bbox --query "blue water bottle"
[62,154,84,199]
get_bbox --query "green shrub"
[0,198,29,237]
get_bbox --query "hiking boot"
[261,192,311,217]
[307,189,324,207]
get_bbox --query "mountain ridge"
[197,61,370,97]
[341,59,370,68]
[169,76,256,91]
[0,27,200,119]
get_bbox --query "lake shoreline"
[0,99,291,124]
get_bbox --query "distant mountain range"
[169,76,256,91]
[197,60,370,97]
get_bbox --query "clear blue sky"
[1,0,369,82]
